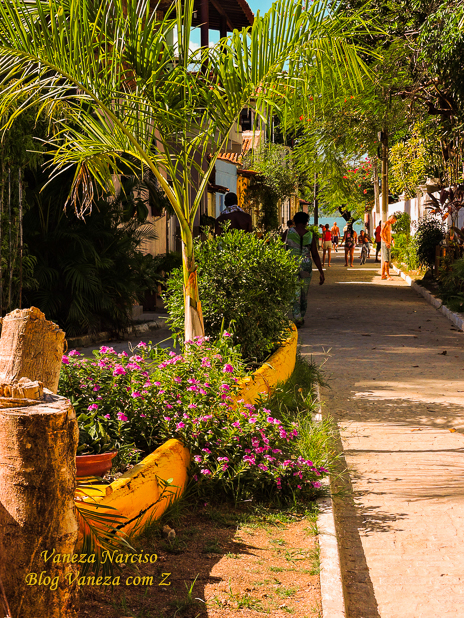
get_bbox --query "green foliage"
[23,170,156,336]
[414,215,445,269]
[164,228,300,363]
[392,211,411,236]
[438,256,464,312]
[242,144,298,231]
[389,124,441,198]
[391,233,419,271]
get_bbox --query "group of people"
[213,193,397,326]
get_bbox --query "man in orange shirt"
[380,215,397,280]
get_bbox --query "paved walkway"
[299,249,464,618]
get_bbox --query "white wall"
[371,191,441,233]
[215,160,238,217]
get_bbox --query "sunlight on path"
[299,251,464,618]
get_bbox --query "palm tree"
[0,0,370,341]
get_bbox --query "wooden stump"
[0,307,65,393]
[0,308,79,618]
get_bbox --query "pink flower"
[164,416,171,421]
[62,355,70,365]
[200,469,211,475]
[137,341,147,348]
[104,414,111,419]
[232,421,240,428]
[140,413,146,418]
[68,350,80,357]
[176,422,185,429]
[173,376,182,383]
[188,403,197,409]
[100,346,109,353]
[194,455,202,462]
[312,481,321,488]
[217,457,229,462]
[118,351,128,357]
[87,404,99,411]
[165,404,173,409]
[153,381,161,386]
[202,447,212,454]
[113,365,126,376]
[93,385,101,392]
[222,364,234,373]
[131,391,141,398]
[117,412,128,422]
[220,384,230,391]
[222,331,232,337]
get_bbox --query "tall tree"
[0,0,370,340]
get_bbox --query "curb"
[314,384,346,618]
[67,320,161,349]
[392,265,464,331]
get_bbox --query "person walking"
[322,224,332,267]
[331,222,340,252]
[286,211,325,327]
[215,192,252,234]
[375,222,382,262]
[380,215,397,280]
[281,219,294,243]
[342,224,357,267]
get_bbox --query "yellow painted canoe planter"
[78,324,297,539]
[235,323,298,405]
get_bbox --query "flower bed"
[62,325,324,536]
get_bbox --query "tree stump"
[0,308,79,618]
[0,307,66,393]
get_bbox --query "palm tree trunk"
[181,228,204,342]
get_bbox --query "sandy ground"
[299,248,464,617]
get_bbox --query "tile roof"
[217,130,262,165]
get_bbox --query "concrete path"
[299,249,464,618]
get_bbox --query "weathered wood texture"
[0,307,65,393]
[0,307,78,618]
[0,394,79,618]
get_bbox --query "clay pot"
[76,451,118,478]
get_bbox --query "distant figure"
[380,215,397,280]
[286,211,325,327]
[215,192,252,235]
[375,222,382,262]
[322,224,332,267]
[281,219,295,243]
[342,224,357,267]
[331,222,340,252]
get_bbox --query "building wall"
[215,160,238,216]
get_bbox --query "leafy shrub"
[59,337,328,502]
[438,257,464,312]
[24,171,156,336]
[413,215,445,269]
[391,232,419,270]
[392,211,411,236]
[164,228,300,363]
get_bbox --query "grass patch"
[276,586,298,598]
[202,538,222,554]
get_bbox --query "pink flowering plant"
[59,332,245,458]
[159,401,327,502]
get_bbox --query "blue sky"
[248,0,275,15]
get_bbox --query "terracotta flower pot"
[76,451,118,478]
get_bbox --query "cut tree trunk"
[0,307,79,618]
[0,307,65,393]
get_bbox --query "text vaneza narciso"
[24,551,171,589]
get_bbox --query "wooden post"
[0,307,65,393]
[0,307,79,618]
